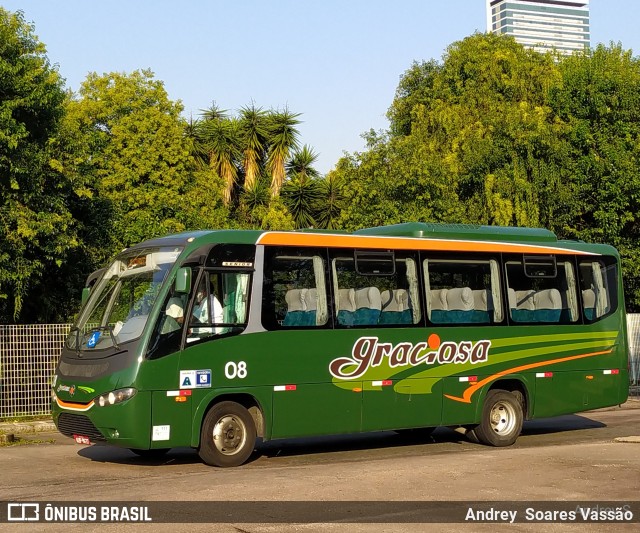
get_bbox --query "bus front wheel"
[469,389,523,447]
[199,401,256,467]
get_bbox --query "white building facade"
[486,0,590,55]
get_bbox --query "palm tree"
[267,109,301,197]
[285,145,320,181]
[238,104,269,192]
[281,178,322,229]
[314,172,345,229]
[198,118,240,206]
[281,146,321,228]
[200,101,228,122]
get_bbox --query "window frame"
[422,253,504,326]
[504,254,579,325]
[330,248,421,328]
[261,246,331,330]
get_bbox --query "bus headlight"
[96,388,137,407]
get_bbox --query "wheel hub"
[212,415,246,455]
[490,401,517,435]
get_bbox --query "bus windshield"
[66,246,183,352]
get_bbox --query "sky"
[3,1,639,174]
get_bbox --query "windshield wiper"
[67,326,81,355]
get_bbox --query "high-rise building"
[486,0,590,55]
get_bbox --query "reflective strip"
[372,380,392,387]
[167,390,192,396]
[536,372,554,378]
[274,385,297,391]
[603,369,620,375]
[458,376,478,382]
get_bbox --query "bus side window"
[579,259,616,321]
[332,252,421,327]
[424,257,502,325]
[505,257,578,324]
[262,247,329,329]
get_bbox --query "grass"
[0,414,52,423]
[0,435,56,447]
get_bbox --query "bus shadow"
[78,445,201,466]
[76,413,606,466]
[76,429,468,466]
[521,413,606,436]
[256,428,471,460]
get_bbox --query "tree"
[267,109,301,197]
[63,70,226,250]
[281,145,321,228]
[198,116,241,206]
[387,59,441,138]
[238,104,269,191]
[314,170,346,230]
[0,8,75,322]
[337,34,571,232]
[550,44,640,309]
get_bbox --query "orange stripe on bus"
[257,232,593,255]
[55,397,95,411]
[444,348,614,404]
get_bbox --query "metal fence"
[0,324,71,418]
[627,314,640,396]
[1,319,640,419]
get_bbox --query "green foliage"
[7,12,640,322]
[267,109,301,197]
[239,104,270,191]
[192,105,303,207]
[0,8,76,322]
[337,33,640,310]
[550,44,640,309]
[64,70,227,251]
[281,146,322,228]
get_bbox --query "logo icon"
[87,331,101,348]
[7,503,39,521]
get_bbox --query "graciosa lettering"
[329,334,491,380]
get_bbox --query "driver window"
[186,270,251,344]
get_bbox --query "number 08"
[224,361,247,379]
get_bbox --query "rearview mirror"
[81,287,91,306]
[174,267,191,293]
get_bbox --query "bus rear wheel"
[199,401,256,467]
[469,389,523,447]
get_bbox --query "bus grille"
[57,413,106,442]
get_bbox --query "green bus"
[52,223,629,467]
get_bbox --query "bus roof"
[125,224,617,258]
[354,222,557,242]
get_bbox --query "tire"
[469,389,523,447]
[130,448,170,459]
[199,401,256,467]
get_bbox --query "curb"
[0,420,57,434]
[614,436,640,443]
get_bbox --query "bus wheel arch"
[194,393,265,445]
[198,399,258,467]
[469,386,525,447]
[490,379,529,420]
